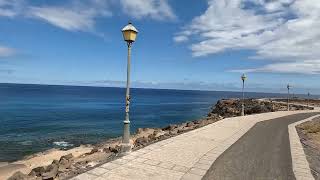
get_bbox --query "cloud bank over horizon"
[175,0,320,74]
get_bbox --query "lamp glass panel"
[123,30,137,42]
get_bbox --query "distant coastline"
[0,82,308,96]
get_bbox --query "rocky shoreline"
[6,98,313,180]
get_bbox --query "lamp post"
[307,92,310,108]
[121,22,138,154]
[241,74,247,116]
[287,84,290,111]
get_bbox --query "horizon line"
[0,82,314,97]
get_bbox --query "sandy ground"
[0,146,92,180]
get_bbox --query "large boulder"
[134,137,149,147]
[28,166,45,177]
[42,160,59,180]
[8,171,33,180]
[162,124,178,131]
[60,153,73,160]
[108,145,121,154]
[153,129,166,138]
[58,158,72,172]
[186,122,194,127]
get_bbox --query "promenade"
[72,109,319,180]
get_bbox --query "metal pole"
[287,87,290,111]
[122,42,132,154]
[241,80,245,116]
[307,93,310,108]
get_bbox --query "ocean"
[0,83,289,162]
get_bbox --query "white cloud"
[0,0,24,17]
[173,35,188,43]
[0,46,16,57]
[176,0,320,74]
[27,1,112,32]
[120,0,176,20]
[0,0,176,32]
[232,60,320,74]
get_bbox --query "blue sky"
[0,0,319,94]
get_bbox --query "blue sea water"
[0,83,289,162]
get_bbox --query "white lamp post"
[241,74,247,116]
[121,22,138,154]
[287,84,290,111]
[307,92,310,108]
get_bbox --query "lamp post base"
[121,120,131,156]
[120,143,132,156]
[241,104,245,116]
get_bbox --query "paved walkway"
[72,110,319,180]
[203,113,318,180]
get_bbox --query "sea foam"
[53,141,73,147]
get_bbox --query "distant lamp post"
[241,74,247,116]
[307,92,310,108]
[287,84,291,111]
[121,22,138,154]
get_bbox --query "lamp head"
[122,22,138,43]
[241,74,247,81]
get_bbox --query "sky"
[0,0,319,94]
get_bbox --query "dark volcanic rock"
[60,153,73,161]
[147,134,156,141]
[58,158,72,172]
[162,124,178,131]
[86,148,99,155]
[134,137,149,147]
[186,122,194,127]
[108,145,120,154]
[8,171,30,180]
[42,160,59,180]
[29,166,45,177]
[209,98,311,118]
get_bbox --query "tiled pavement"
[72,110,319,180]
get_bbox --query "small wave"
[53,141,73,147]
[19,140,33,146]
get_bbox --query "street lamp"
[121,22,138,154]
[307,92,310,108]
[287,84,291,111]
[241,74,247,116]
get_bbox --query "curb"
[288,114,320,180]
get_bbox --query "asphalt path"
[203,112,318,180]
